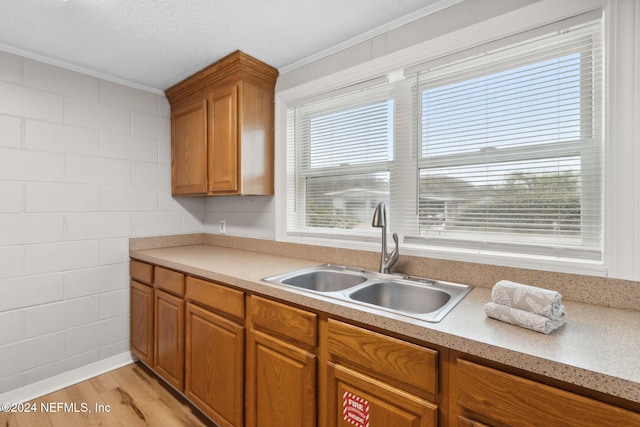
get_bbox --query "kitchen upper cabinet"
[166,50,278,196]
[246,295,317,427]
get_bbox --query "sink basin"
[262,264,473,322]
[282,269,367,292]
[264,265,368,292]
[347,281,451,314]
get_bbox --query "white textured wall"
[0,52,204,394]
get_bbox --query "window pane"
[309,100,393,168]
[303,172,390,230]
[418,157,583,243]
[421,53,582,158]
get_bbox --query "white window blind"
[286,11,603,262]
[411,15,603,260]
[287,84,404,239]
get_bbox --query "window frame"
[408,28,603,259]
[275,0,637,280]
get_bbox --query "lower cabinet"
[129,261,154,366]
[130,259,640,427]
[325,319,439,427]
[154,289,185,391]
[452,356,640,427]
[185,276,245,427]
[246,295,317,427]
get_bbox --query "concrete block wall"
[0,51,204,395]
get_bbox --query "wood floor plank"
[3,363,214,427]
[0,411,18,427]
[109,364,162,408]
[89,371,120,393]
[97,386,150,427]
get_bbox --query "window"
[286,12,603,262]
[287,86,397,238]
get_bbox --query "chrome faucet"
[372,202,399,274]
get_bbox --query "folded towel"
[492,280,565,320]
[484,302,566,334]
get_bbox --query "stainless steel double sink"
[262,264,473,322]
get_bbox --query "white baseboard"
[0,352,136,404]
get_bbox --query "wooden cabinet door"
[246,329,316,427]
[130,280,153,366]
[185,303,244,427]
[455,358,640,427]
[171,98,208,195]
[154,289,185,391]
[326,362,437,427]
[208,83,239,194]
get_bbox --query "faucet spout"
[372,202,399,274]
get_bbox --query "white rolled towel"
[484,302,566,334]
[491,280,565,320]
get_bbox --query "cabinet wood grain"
[171,98,208,195]
[130,280,154,366]
[327,319,437,399]
[186,302,244,427]
[154,289,185,391]
[246,329,316,427]
[327,363,437,427]
[250,295,317,349]
[155,267,185,296]
[208,83,239,193]
[455,358,640,427]
[186,276,244,320]
[130,260,153,285]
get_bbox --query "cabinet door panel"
[130,280,153,366]
[172,98,208,195]
[208,84,239,193]
[154,289,185,391]
[327,363,437,427]
[456,359,640,427]
[186,303,244,427]
[246,329,316,427]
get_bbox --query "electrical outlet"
[219,220,226,234]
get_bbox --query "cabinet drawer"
[249,295,317,348]
[186,276,244,321]
[328,319,438,397]
[155,267,185,296]
[130,260,153,285]
[456,359,640,427]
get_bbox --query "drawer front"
[130,260,153,285]
[155,267,185,296]
[456,359,640,427]
[249,295,317,348]
[186,276,244,321]
[327,319,438,397]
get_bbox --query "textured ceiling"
[0,0,448,92]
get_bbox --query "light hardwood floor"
[0,363,214,427]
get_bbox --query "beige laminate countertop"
[130,243,640,405]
